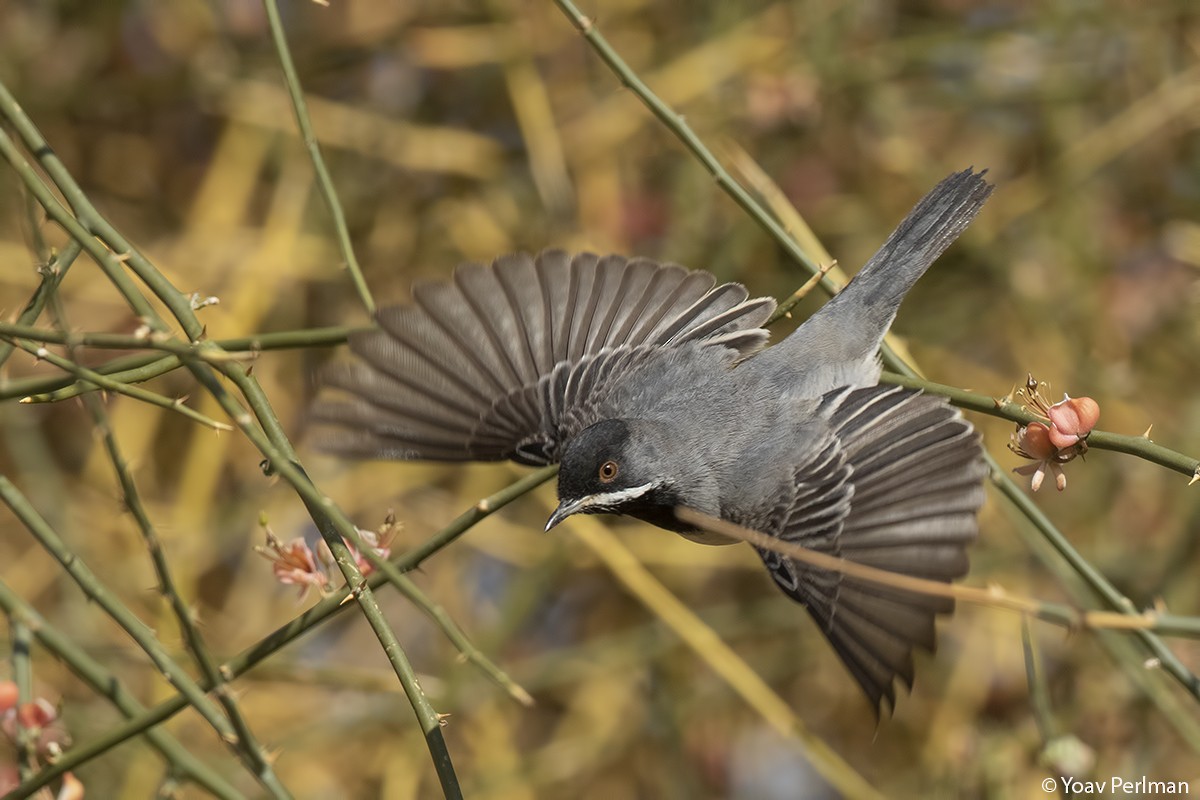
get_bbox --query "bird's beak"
[544,499,584,532]
[545,483,658,531]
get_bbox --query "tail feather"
[761,168,993,393]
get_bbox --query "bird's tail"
[762,168,993,391]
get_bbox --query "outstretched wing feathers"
[757,384,984,714]
[313,250,775,465]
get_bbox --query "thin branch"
[0,478,286,799]
[0,582,245,800]
[2,335,232,431]
[674,508,1200,637]
[1,325,357,403]
[550,0,826,279]
[16,467,555,785]
[10,619,35,782]
[880,373,1200,481]
[260,0,375,315]
[44,293,287,797]
[0,322,245,361]
[0,240,83,370]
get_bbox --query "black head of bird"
[546,418,691,534]
[312,168,994,714]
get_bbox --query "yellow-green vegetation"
[0,1,1198,798]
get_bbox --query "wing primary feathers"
[454,263,531,386]
[493,253,547,383]
[411,280,511,395]
[602,260,677,348]
[313,250,772,463]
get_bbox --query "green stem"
[261,0,375,315]
[0,240,83,370]
[879,373,1200,480]
[0,478,271,798]
[551,0,828,281]
[44,291,289,798]
[10,619,35,781]
[1,335,231,431]
[13,466,553,787]
[0,581,245,800]
[2,325,357,403]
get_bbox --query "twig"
[0,582,245,800]
[550,0,827,282]
[675,508,1200,638]
[16,468,556,785]
[766,259,837,325]
[0,478,288,799]
[2,335,232,431]
[10,619,34,782]
[260,0,375,315]
[1,325,358,403]
[0,240,83,371]
[877,373,1200,480]
[0,322,245,361]
[44,292,287,797]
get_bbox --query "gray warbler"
[313,168,993,713]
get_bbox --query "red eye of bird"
[598,460,619,483]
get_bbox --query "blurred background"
[1,0,1199,797]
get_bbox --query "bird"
[311,167,993,714]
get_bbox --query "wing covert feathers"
[759,384,984,714]
[312,250,775,465]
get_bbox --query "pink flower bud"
[1017,422,1057,460]
[1047,395,1100,448]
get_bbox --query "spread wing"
[755,384,985,714]
[312,250,776,465]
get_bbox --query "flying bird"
[312,168,993,713]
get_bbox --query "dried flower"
[348,519,396,577]
[256,531,329,600]
[1046,395,1100,448]
[1009,376,1101,492]
[1,690,72,764]
[257,513,400,598]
